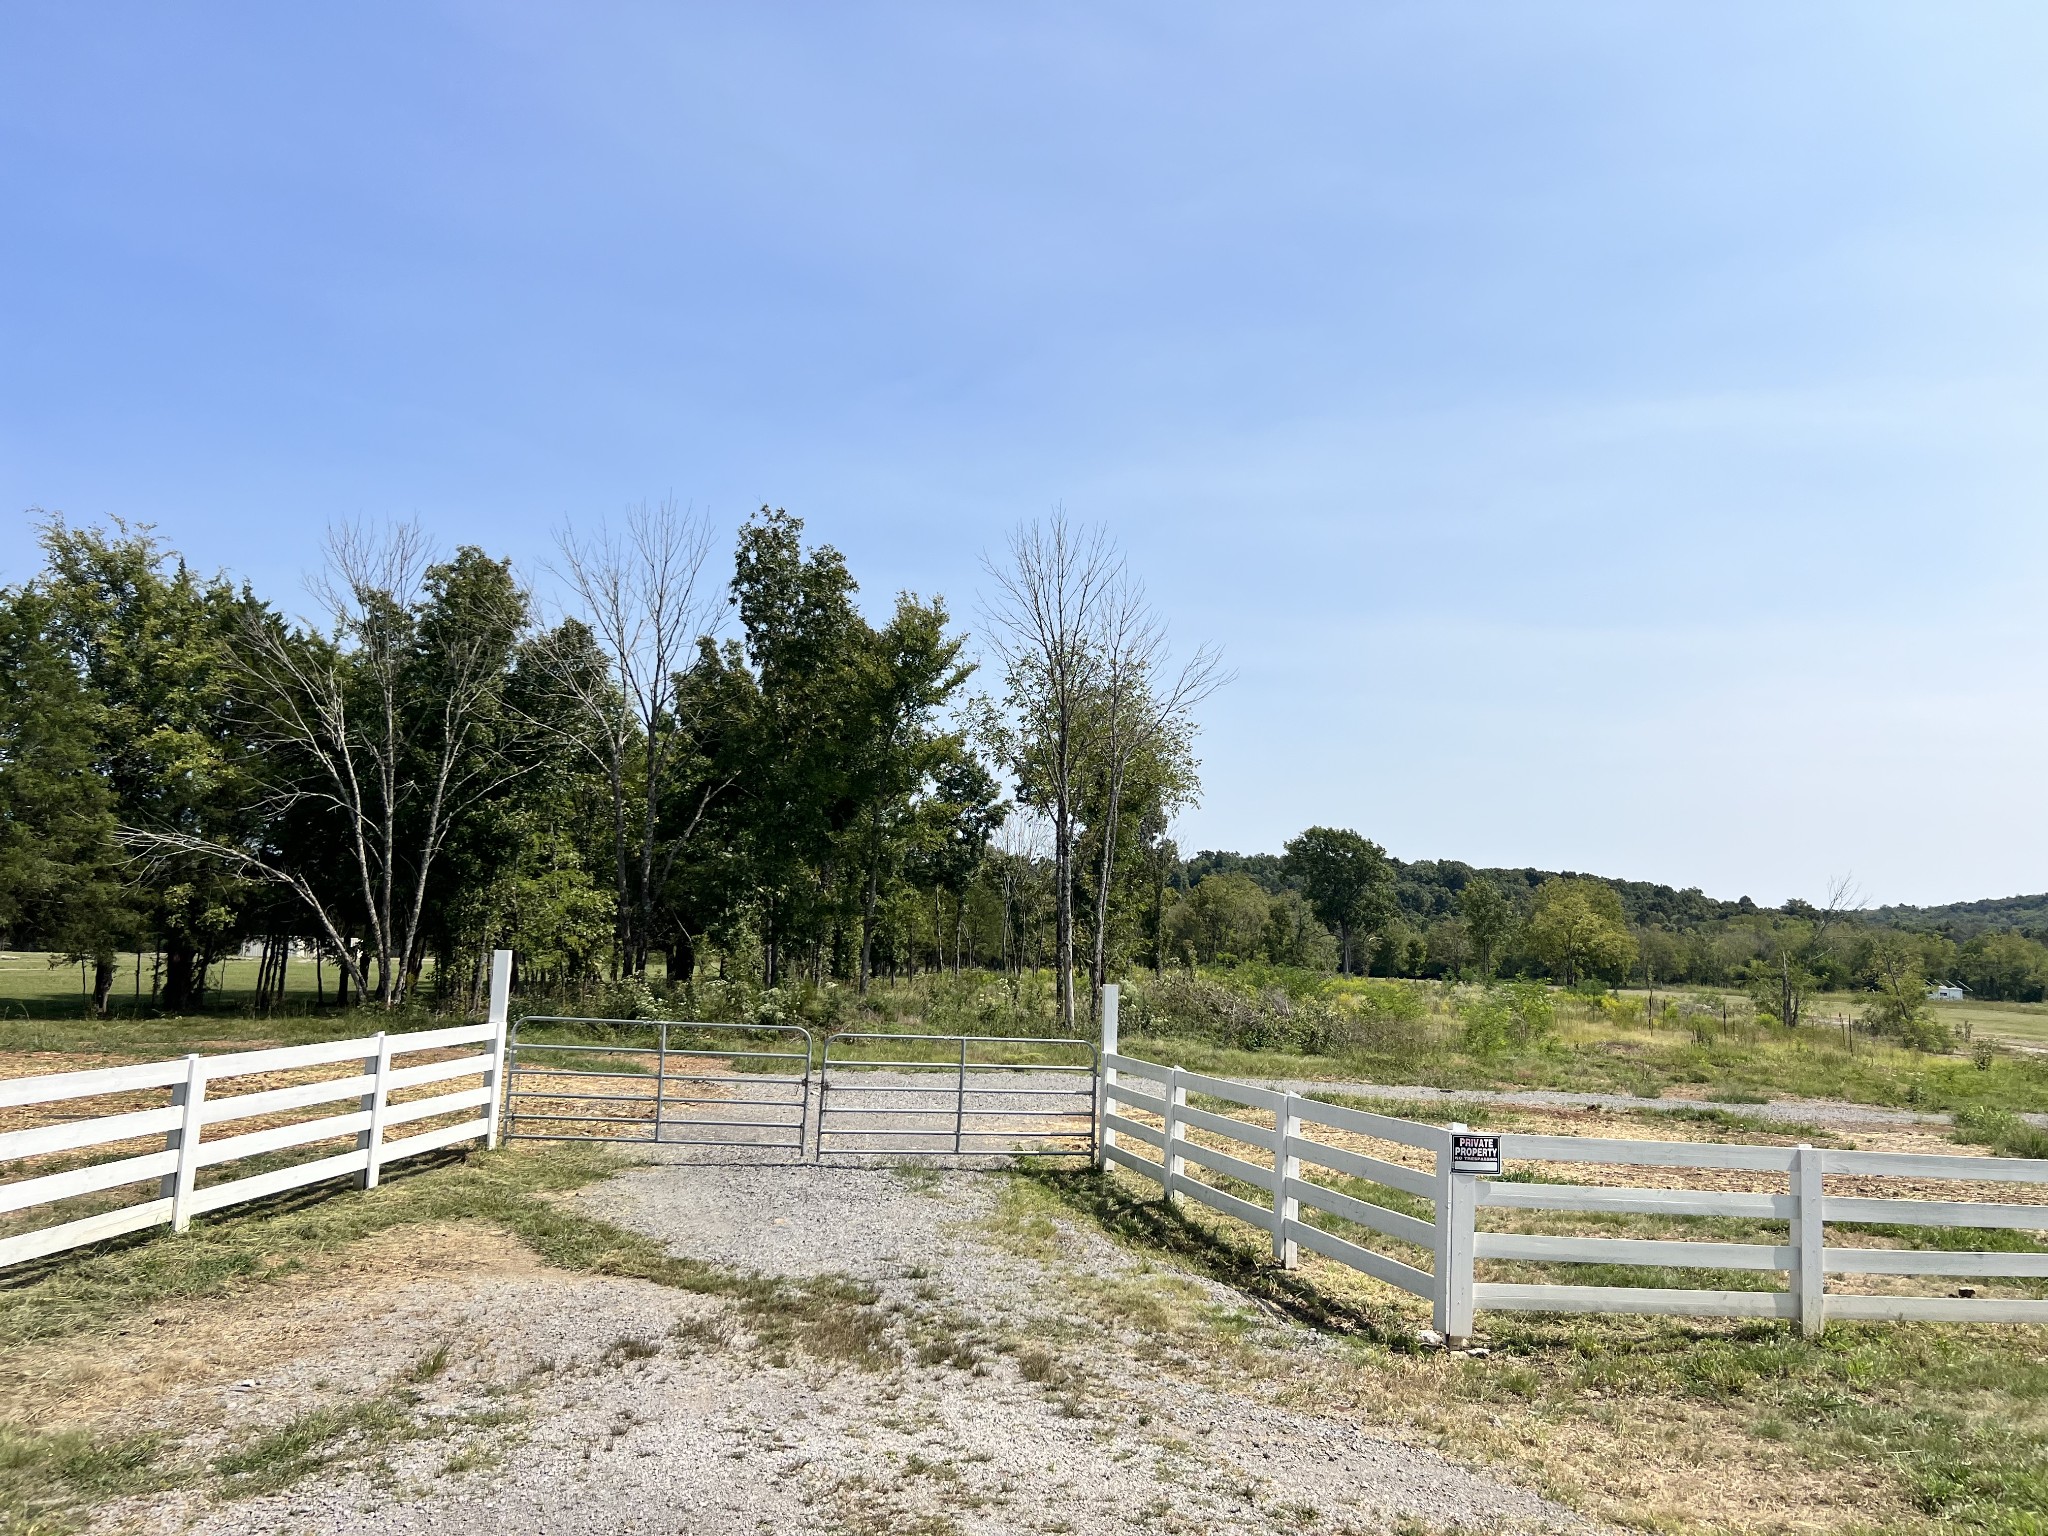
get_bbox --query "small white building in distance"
[1927,983,1966,1001]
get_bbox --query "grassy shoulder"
[1003,1161,2048,1536]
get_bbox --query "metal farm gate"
[503,1017,813,1151]
[500,1017,1096,1161]
[814,1033,1096,1159]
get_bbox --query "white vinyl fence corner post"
[360,1032,392,1190]
[1275,1092,1301,1269]
[1434,1121,1477,1344]
[169,1053,207,1232]
[1795,1143,1825,1337]
[1163,1066,1186,1207]
[484,948,512,1150]
[1096,984,1118,1169]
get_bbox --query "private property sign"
[1451,1132,1501,1176]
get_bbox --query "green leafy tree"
[1282,826,1395,976]
[0,586,134,1008]
[1863,933,1949,1050]
[721,509,979,989]
[31,515,256,1009]
[1458,876,1514,980]
[1526,877,1636,986]
[1425,915,1470,978]
[1171,872,1271,964]
[1956,932,2048,1002]
[1262,888,1338,970]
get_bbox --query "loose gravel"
[120,1150,1597,1536]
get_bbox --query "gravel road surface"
[129,1149,1594,1536]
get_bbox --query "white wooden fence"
[1095,990,2048,1338]
[0,952,512,1271]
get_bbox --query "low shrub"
[1951,1105,2048,1161]
[1459,982,1556,1056]
[1124,969,1439,1056]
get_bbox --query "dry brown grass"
[3,1221,544,1432]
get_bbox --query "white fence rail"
[0,952,512,1272]
[1095,989,2048,1338]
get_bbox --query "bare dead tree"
[1818,873,1864,940]
[124,522,533,1008]
[543,499,723,977]
[981,514,1119,1034]
[1083,571,1226,1019]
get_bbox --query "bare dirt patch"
[11,1222,545,1429]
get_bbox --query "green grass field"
[1933,996,2048,1047]
[0,949,351,1013]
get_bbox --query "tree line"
[0,506,1218,1026]
[1165,847,2048,1027]
[6,503,2037,1030]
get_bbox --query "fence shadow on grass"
[1011,1160,1426,1348]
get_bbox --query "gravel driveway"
[144,1151,1593,1536]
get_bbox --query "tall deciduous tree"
[981,515,1117,1033]
[1526,877,1636,986]
[546,499,721,978]
[1458,876,1514,981]
[1283,826,1396,976]
[722,509,978,988]
[32,515,253,1009]
[1080,571,1224,1021]
[133,526,536,1006]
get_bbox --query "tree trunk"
[859,862,879,997]
[162,945,201,1012]
[1053,805,1074,1033]
[91,956,115,1017]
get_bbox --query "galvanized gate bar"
[504,1017,813,1150]
[815,1032,1097,1159]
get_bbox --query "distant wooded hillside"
[1188,849,2047,941]
[1862,894,2048,940]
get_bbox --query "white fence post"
[1795,1143,1825,1337]
[484,948,512,1150]
[1275,1092,1301,1268]
[169,1053,207,1232]
[359,1033,392,1189]
[1163,1066,1186,1207]
[1434,1120,1477,1343]
[1096,984,1118,1168]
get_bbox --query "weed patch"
[0,1422,172,1535]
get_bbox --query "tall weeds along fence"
[1095,991,2048,1338]
[0,953,512,1271]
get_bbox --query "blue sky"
[4,3,2045,906]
